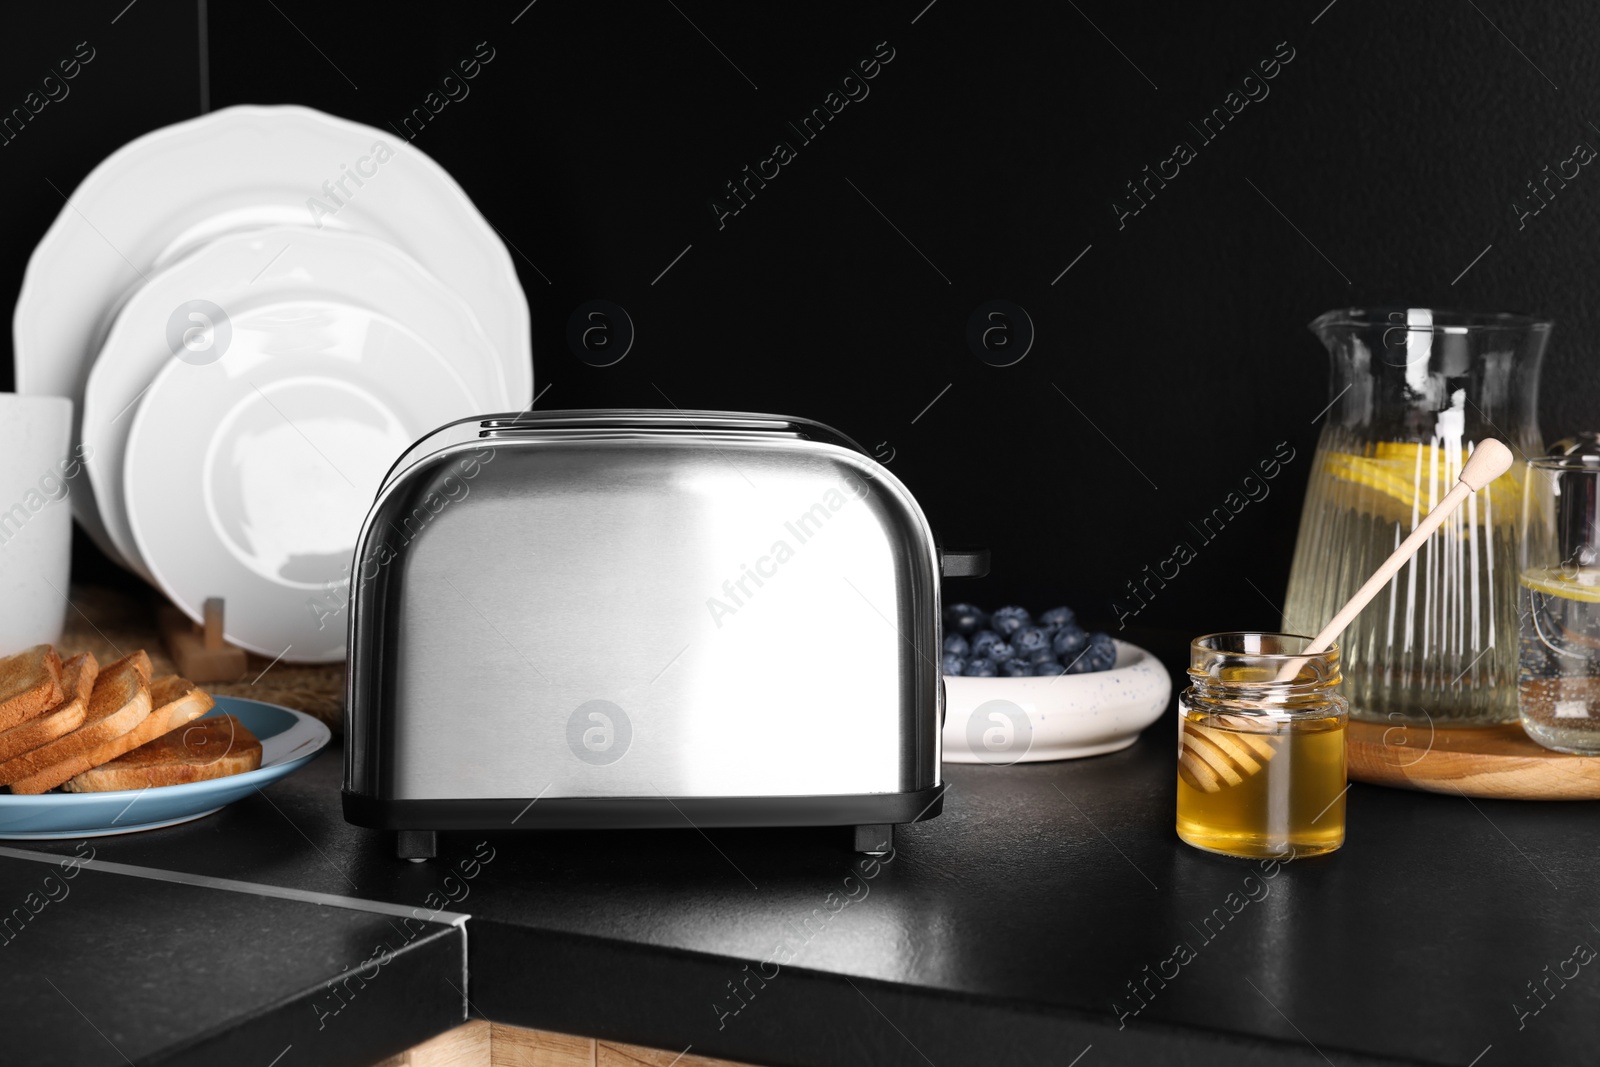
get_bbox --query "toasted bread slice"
[0,653,98,764]
[0,652,152,790]
[8,672,212,795]
[0,645,64,731]
[115,650,154,686]
[64,713,258,792]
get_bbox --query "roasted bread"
[0,652,98,764]
[118,649,154,685]
[0,651,153,790]
[0,645,64,731]
[64,713,259,792]
[8,671,212,795]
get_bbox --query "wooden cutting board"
[1347,719,1600,800]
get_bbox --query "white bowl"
[942,639,1172,764]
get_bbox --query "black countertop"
[0,847,465,1066]
[8,697,1600,1067]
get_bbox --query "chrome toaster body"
[343,411,960,854]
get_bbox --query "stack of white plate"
[12,105,532,664]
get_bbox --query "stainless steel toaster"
[342,410,985,860]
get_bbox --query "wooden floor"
[375,1020,753,1067]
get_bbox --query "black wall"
[4,1,1596,642]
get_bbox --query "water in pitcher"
[1283,427,1522,725]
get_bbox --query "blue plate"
[0,696,331,838]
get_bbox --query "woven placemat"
[58,584,344,733]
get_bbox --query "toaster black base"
[391,823,897,861]
[344,787,943,846]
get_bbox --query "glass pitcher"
[1283,309,1550,725]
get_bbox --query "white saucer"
[14,104,532,566]
[942,640,1172,764]
[84,227,513,579]
[122,286,489,661]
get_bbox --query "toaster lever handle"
[940,547,991,578]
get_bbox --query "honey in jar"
[1175,632,1348,859]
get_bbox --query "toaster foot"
[854,824,893,855]
[397,829,437,862]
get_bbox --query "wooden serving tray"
[1347,719,1600,800]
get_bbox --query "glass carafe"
[1283,309,1550,725]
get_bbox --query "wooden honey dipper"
[1180,439,1516,793]
[1180,719,1278,792]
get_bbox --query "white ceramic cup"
[0,394,76,655]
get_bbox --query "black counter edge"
[141,922,465,1067]
[465,921,1433,1067]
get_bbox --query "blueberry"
[944,603,989,636]
[1032,659,1066,676]
[987,641,1016,662]
[990,606,1032,638]
[1082,632,1117,672]
[942,633,970,658]
[942,652,966,676]
[1064,651,1097,674]
[1052,625,1089,661]
[1039,606,1077,632]
[1001,658,1033,677]
[1012,626,1052,660]
[964,657,998,677]
[1028,647,1058,665]
[969,630,1004,658]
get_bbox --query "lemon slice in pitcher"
[1324,442,1520,526]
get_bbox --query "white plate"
[121,271,491,662]
[13,104,531,566]
[0,698,330,838]
[84,226,513,579]
[942,640,1172,764]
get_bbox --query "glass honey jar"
[1176,632,1348,859]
